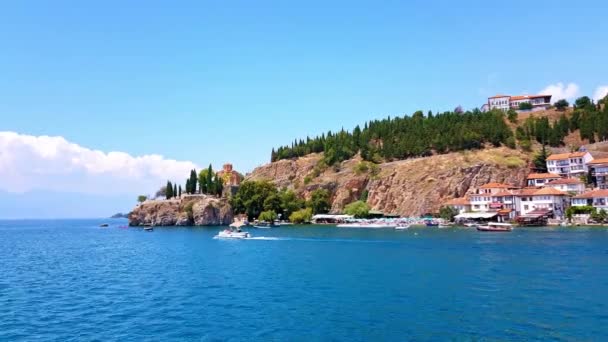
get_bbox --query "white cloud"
[593,85,608,101]
[539,82,580,103]
[0,132,198,196]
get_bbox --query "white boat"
[216,229,251,239]
[143,226,153,232]
[395,224,410,230]
[253,221,273,229]
[463,222,478,228]
[438,223,452,228]
[337,223,396,228]
[476,222,513,232]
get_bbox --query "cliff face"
[247,147,531,216]
[129,195,233,227]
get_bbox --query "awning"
[522,209,552,218]
[498,209,513,215]
[454,212,498,219]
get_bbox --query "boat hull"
[476,226,512,232]
[216,231,251,239]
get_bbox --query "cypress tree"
[173,184,177,198]
[189,169,197,194]
[185,179,191,194]
[206,164,213,194]
[178,185,182,197]
[166,180,173,199]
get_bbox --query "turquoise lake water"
[1,220,608,341]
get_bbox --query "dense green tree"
[439,206,459,222]
[279,188,304,218]
[289,208,312,224]
[507,109,518,123]
[518,102,533,110]
[230,180,279,220]
[137,195,147,203]
[214,173,224,196]
[272,109,515,165]
[258,210,278,223]
[343,200,370,218]
[185,178,191,194]
[310,188,331,214]
[555,99,569,111]
[575,96,592,109]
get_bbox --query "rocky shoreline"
[128,195,233,227]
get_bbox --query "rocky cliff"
[129,195,233,227]
[247,147,532,216]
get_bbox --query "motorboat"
[395,224,411,230]
[463,222,478,228]
[337,222,396,228]
[476,222,513,232]
[216,228,251,239]
[99,223,109,227]
[143,226,153,232]
[438,223,452,228]
[253,221,273,229]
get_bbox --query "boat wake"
[245,236,283,241]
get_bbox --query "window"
[524,205,529,210]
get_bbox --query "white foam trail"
[246,237,283,240]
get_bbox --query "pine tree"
[173,184,177,198]
[178,185,182,197]
[185,179,191,194]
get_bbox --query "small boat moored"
[476,222,513,232]
[395,224,410,230]
[143,226,154,232]
[99,223,109,227]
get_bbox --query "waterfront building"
[546,152,594,178]
[444,197,471,214]
[571,189,608,211]
[469,183,519,212]
[543,178,586,195]
[514,187,570,220]
[588,158,608,189]
[487,94,552,112]
[526,173,562,187]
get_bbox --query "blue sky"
[1,0,607,217]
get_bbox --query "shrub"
[258,210,278,222]
[343,200,370,218]
[518,102,533,110]
[289,208,312,224]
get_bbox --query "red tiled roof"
[527,173,562,180]
[574,189,608,199]
[510,94,551,100]
[533,187,569,196]
[546,178,582,185]
[488,94,510,99]
[445,197,470,206]
[589,158,608,165]
[479,182,514,189]
[494,190,516,197]
[546,152,589,161]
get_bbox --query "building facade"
[546,152,594,178]
[514,187,569,219]
[526,173,562,187]
[487,94,552,111]
[572,190,608,211]
[543,178,586,195]
[589,158,608,189]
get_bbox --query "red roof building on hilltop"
[486,94,552,112]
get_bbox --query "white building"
[469,183,519,212]
[588,158,608,189]
[444,197,471,214]
[543,178,586,195]
[487,94,552,112]
[546,152,594,178]
[514,187,570,219]
[572,190,608,211]
[526,173,562,187]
